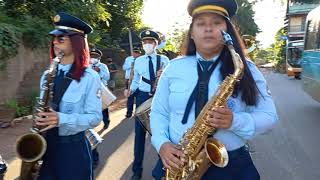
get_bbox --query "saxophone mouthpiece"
[220,30,233,46]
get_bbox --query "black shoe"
[131,174,141,180]
[126,114,132,118]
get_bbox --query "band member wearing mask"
[36,12,102,180]
[129,30,170,180]
[150,0,278,179]
[89,48,110,169]
[122,47,142,118]
[90,48,111,130]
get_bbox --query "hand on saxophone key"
[35,109,59,132]
[159,142,186,170]
[206,106,233,129]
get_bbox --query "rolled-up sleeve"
[150,67,171,153]
[229,63,278,140]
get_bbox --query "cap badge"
[146,31,150,35]
[53,15,60,23]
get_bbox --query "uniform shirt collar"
[146,52,157,59]
[196,52,220,62]
[58,63,72,72]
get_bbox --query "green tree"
[269,27,287,72]
[106,0,144,46]
[2,0,111,46]
[233,0,260,36]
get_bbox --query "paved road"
[2,70,320,180]
[250,70,320,180]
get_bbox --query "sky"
[142,0,287,48]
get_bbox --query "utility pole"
[128,29,133,56]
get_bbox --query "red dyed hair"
[50,34,90,81]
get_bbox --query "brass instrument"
[15,52,64,180]
[165,30,244,180]
[135,62,164,135]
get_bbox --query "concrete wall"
[0,45,49,104]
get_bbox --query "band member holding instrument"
[123,47,142,118]
[129,30,170,180]
[89,48,110,169]
[36,12,102,180]
[90,48,111,129]
[150,0,278,179]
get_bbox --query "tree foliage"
[106,0,144,47]
[233,0,260,37]
[0,0,145,60]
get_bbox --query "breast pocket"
[60,91,84,114]
[169,81,191,113]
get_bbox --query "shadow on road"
[94,117,133,177]
[119,135,158,180]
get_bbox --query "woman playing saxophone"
[35,12,102,180]
[150,0,278,179]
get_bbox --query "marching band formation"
[1,0,278,180]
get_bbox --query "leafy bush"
[0,23,22,59]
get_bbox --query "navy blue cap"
[140,30,160,42]
[187,0,238,18]
[90,48,103,58]
[133,47,141,53]
[49,12,93,35]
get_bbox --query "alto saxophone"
[15,52,64,180]
[165,31,244,180]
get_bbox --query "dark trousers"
[152,146,260,180]
[38,128,93,180]
[132,90,152,176]
[102,108,110,128]
[126,90,137,117]
[92,148,99,163]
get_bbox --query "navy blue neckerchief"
[181,58,221,124]
[141,55,161,93]
[51,66,75,111]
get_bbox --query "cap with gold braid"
[49,12,93,36]
[90,48,103,58]
[187,0,238,18]
[140,30,160,42]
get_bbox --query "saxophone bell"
[204,137,228,168]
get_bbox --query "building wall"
[0,45,49,105]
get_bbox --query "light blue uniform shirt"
[123,56,135,79]
[90,61,110,86]
[130,53,170,93]
[40,64,103,136]
[150,54,278,153]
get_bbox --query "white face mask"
[143,43,155,55]
[90,58,99,64]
